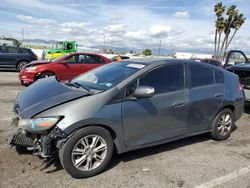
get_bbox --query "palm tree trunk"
[220,20,233,58]
[217,33,221,59]
[226,29,237,49]
[222,35,229,61]
[214,29,218,58]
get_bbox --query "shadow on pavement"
[244,102,250,114]
[107,134,210,171]
[20,134,210,174]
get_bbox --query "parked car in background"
[192,58,223,68]
[111,55,130,61]
[19,52,112,85]
[0,45,38,70]
[224,50,250,101]
[10,59,244,178]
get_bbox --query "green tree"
[143,49,152,56]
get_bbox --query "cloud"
[173,11,190,19]
[149,25,172,38]
[5,0,81,16]
[16,15,55,25]
[60,22,94,35]
[104,24,126,33]
[61,22,91,28]
[125,30,147,40]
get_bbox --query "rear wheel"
[209,108,234,140]
[39,72,55,79]
[59,126,114,178]
[17,61,28,70]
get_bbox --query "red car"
[19,52,112,85]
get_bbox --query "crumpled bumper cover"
[9,130,34,147]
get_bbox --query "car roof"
[68,52,103,56]
[121,58,193,65]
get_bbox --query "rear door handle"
[172,102,185,108]
[214,93,223,98]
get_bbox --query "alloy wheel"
[71,135,107,171]
[217,113,232,136]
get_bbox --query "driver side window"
[228,52,247,65]
[139,64,184,94]
[65,55,78,64]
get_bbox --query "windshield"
[52,42,63,50]
[51,54,69,62]
[71,61,146,91]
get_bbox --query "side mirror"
[60,60,67,64]
[133,86,155,98]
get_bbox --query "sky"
[0,0,250,52]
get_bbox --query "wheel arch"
[34,70,56,80]
[16,59,29,68]
[221,105,235,120]
[209,104,236,130]
[65,123,122,153]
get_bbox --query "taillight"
[237,80,243,92]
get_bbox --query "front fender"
[59,118,126,154]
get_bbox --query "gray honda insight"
[10,59,245,178]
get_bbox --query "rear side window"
[85,55,104,64]
[139,64,184,94]
[20,48,32,54]
[190,64,214,88]
[214,70,224,83]
[7,47,18,53]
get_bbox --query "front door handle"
[172,102,185,108]
[214,93,223,98]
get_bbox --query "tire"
[39,72,55,79]
[17,61,28,71]
[209,108,234,140]
[20,81,29,87]
[59,126,114,179]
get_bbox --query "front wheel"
[39,72,55,79]
[59,126,114,178]
[209,108,234,140]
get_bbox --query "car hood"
[27,60,51,66]
[14,77,89,118]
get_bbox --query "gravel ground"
[0,71,250,188]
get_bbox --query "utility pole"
[21,28,24,41]
[103,35,106,53]
[158,40,162,57]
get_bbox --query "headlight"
[18,117,61,132]
[26,66,36,71]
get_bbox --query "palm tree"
[220,5,238,59]
[214,2,225,58]
[216,17,226,58]
[226,14,246,49]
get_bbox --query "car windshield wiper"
[65,82,93,94]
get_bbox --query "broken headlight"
[18,117,62,132]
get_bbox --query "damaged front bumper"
[9,117,67,157]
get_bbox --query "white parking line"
[195,166,250,188]
[0,118,12,121]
